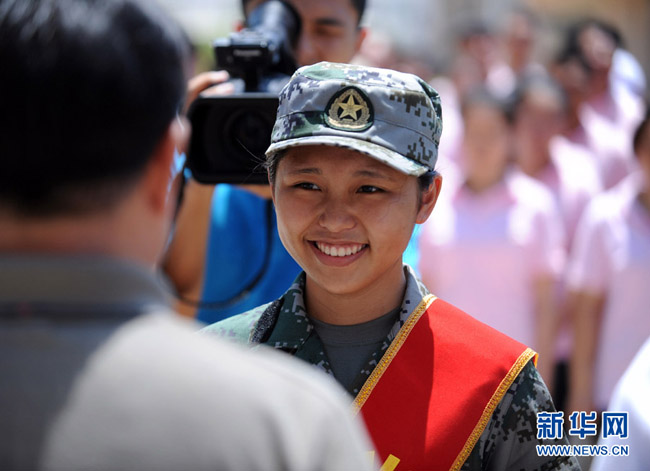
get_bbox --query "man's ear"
[416,173,443,224]
[143,117,190,214]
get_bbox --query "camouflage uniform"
[204,265,580,471]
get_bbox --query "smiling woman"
[203,61,579,471]
[272,146,436,325]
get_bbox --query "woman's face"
[272,145,439,296]
[462,103,510,182]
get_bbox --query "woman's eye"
[295,182,320,191]
[358,185,383,193]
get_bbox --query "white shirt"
[41,313,376,471]
[591,337,650,471]
[419,170,565,348]
[567,172,650,409]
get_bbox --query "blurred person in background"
[500,7,545,80]
[567,110,650,415]
[512,74,602,250]
[451,19,502,97]
[511,74,602,411]
[0,0,376,469]
[419,87,564,386]
[490,6,547,98]
[566,19,646,188]
[433,20,498,173]
[438,7,547,172]
[163,0,369,323]
[551,49,594,149]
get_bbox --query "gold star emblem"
[325,87,373,131]
[337,94,364,120]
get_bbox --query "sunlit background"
[155,0,650,97]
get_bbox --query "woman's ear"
[416,173,443,224]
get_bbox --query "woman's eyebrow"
[286,167,322,175]
[353,169,394,180]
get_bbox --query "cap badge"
[325,87,373,131]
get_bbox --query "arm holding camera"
[162,70,234,318]
[163,0,301,319]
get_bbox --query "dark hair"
[510,73,568,118]
[633,108,650,157]
[564,18,623,55]
[0,0,189,217]
[242,0,367,25]
[461,86,514,124]
[455,18,493,43]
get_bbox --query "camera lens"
[189,95,280,184]
[224,108,274,161]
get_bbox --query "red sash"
[355,295,537,471]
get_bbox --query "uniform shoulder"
[462,361,580,470]
[200,302,271,344]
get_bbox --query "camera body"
[186,1,300,184]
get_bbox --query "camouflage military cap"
[266,61,443,176]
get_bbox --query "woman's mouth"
[313,241,368,257]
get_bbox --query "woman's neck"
[518,150,551,178]
[305,260,407,326]
[464,168,505,194]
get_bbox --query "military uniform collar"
[263,265,431,393]
[265,272,313,352]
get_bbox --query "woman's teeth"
[315,242,366,257]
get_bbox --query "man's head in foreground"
[0,0,190,266]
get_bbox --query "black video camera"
[186,1,301,184]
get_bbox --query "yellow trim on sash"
[449,347,538,471]
[352,294,437,414]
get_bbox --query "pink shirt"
[567,172,650,409]
[419,170,565,349]
[530,136,603,360]
[539,136,603,248]
[580,87,644,189]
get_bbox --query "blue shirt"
[197,184,300,324]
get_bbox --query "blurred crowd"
[352,8,649,415]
